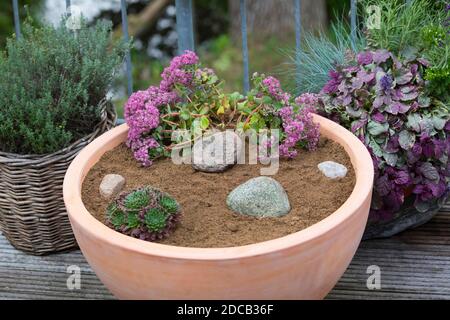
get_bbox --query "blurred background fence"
[5,0,411,115]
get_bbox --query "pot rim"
[63,114,373,261]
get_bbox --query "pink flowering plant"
[235,73,320,158]
[319,49,450,220]
[124,51,320,167]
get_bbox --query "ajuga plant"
[319,49,450,220]
[106,186,181,242]
[284,21,366,95]
[124,50,320,166]
[0,17,128,154]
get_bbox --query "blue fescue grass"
[282,21,366,95]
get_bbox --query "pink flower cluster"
[261,76,291,105]
[160,50,199,92]
[125,51,198,166]
[130,136,161,167]
[278,93,320,158]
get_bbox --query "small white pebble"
[318,161,348,179]
[99,174,126,199]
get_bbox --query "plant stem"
[161,112,205,118]
[243,104,263,127]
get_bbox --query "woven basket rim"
[0,99,116,164]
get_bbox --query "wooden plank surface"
[1,209,449,300]
[328,208,450,300]
[0,237,113,300]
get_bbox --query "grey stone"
[317,161,348,179]
[192,131,243,173]
[226,176,290,217]
[225,222,239,232]
[99,174,126,199]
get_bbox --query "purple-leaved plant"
[320,49,450,220]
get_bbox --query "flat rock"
[317,161,348,179]
[192,131,243,173]
[99,174,126,199]
[226,176,290,217]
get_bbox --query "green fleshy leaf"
[207,75,219,84]
[127,213,140,229]
[368,137,383,158]
[262,96,273,104]
[160,196,178,214]
[229,92,242,103]
[124,189,150,211]
[406,113,422,132]
[180,109,191,120]
[432,116,446,130]
[144,208,167,232]
[191,119,203,136]
[200,116,210,130]
[237,101,251,113]
[398,130,416,150]
[107,204,126,229]
[395,72,413,85]
[420,117,435,134]
[199,106,209,115]
[367,120,389,136]
[383,152,398,166]
[418,96,431,108]
[420,162,439,181]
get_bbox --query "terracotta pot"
[63,114,373,300]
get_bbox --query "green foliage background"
[361,0,449,101]
[0,0,42,47]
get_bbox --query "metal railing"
[10,0,413,96]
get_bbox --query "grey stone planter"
[363,189,450,240]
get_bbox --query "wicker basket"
[0,100,116,255]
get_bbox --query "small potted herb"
[0,18,127,255]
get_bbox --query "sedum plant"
[319,49,449,220]
[107,186,181,241]
[124,50,320,166]
[0,18,128,154]
[246,74,320,158]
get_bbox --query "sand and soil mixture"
[82,138,355,247]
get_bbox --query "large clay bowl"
[63,114,374,299]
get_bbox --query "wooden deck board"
[1,209,449,300]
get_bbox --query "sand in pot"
[82,138,355,248]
